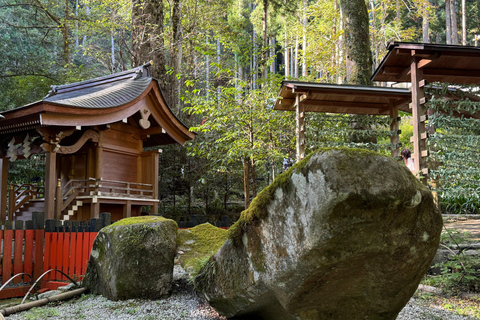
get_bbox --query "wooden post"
[152,151,159,215]
[8,183,14,221]
[410,55,428,184]
[0,158,8,221]
[389,102,401,159]
[91,201,100,218]
[296,94,305,162]
[123,200,132,218]
[55,179,62,220]
[95,145,103,179]
[44,151,57,219]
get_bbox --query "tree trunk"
[132,0,168,86]
[340,0,372,85]
[262,0,268,78]
[251,157,257,198]
[462,0,466,45]
[169,0,183,114]
[63,0,70,65]
[284,23,289,78]
[294,35,298,78]
[243,158,250,209]
[302,0,307,78]
[423,13,430,43]
[445,0,452,44]
[435,0,441,43]
[450,0,458,44]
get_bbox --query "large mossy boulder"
[195,148,442,320]
[83,216,177,300]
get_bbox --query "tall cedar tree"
[340,0,372,85]
[132,0,183,114]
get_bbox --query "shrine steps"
[14,199,44,221]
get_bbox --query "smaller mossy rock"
[83,216,177,300]
[177,223,228,270]
[195,148,442,320]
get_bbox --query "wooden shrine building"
[274,82,412,162]
[276,42,480,182]
[0,63,195,222]
[372,42,480,177]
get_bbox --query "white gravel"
[3,267,477,320]
[397,298,477,320]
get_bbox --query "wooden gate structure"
[0,63,195,222]
[276,42,480,184]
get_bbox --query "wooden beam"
[395,66,411,80]
[296,94,305,162]
[389,102,401,159]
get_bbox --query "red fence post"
[62,232,70,281]
[69,232,76,279]
[24,224,34,280]
[33,212,45,281]
[75,232,83,278]
[13,221,25,283]
[56,233,64,281]
[3,221,13,283]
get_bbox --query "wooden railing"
[90,178,154,198]
[8,184,45,220]
[55,178,154,218]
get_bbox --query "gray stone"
[83,216,177,300]
[195,148,442,320]
[57,282,77,292]
[38,290,62,300]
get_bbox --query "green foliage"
[426,84,480,215]
[427,228,480,294]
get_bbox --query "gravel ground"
[397,298,477,320]
[3,266,477,320]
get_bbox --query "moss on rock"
[177,223,228,269]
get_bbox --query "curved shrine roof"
[43,77,152,109]
[0,63,195,146]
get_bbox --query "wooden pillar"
[123,200,132,218]
[296,94,305,162]
[152,152,159,215]
[95,145,103,179]
[91,201,100,218]
[410,55,428,184]
[389,102,401,159]
[0,158,8,221]
[44,151,57,219]
[55,179,62,220]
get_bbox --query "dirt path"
[443,216,480,241]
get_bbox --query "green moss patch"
[110,216,169,227]
[177,223,228,269]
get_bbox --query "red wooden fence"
[0,228,98,285]
[43,231,97,282]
